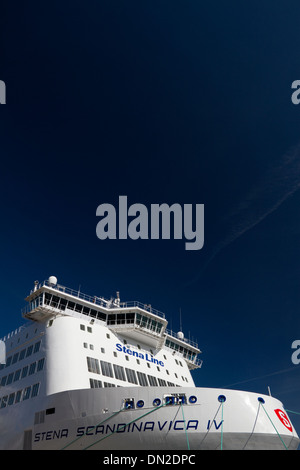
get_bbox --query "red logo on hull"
[274,409,293,432]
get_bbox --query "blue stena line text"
[116,343,164,367]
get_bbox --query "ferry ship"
[0,276,299,450]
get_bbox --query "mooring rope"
[220,401,224,450]
[180,402,190,450]
[285,408,300,416]
[261,403,288,450]
[82,402,168,450]
[61,406,124,450]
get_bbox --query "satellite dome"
[177,331,184,340]
[48,276,58,286]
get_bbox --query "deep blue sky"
[1,0,300,440]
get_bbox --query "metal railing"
[165,328,199,349]
[32,280,166,319]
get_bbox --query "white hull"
[1,278,299,451]
[2,386,299,450]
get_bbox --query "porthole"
[218,395,226,403]
[189,395,197,404]
[153,398,161,407]
[258,397,265,404]
[137,400,144,408]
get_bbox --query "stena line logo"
[274,409,293,432]
[116,343,164,367]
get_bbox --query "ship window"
[87,327,92,333]
[83,306,90,315]
[6,373,13,385]
[147,375,158,386]
[34,341,41,354]
[15,390,22,403]
[158,378,167,386]
[46,407,55,415]
[5,356,12,367]
[116,313,125,324]
[137,371,148,386]
[60,298,67,310]
[75,304,83,313]
[123,398,134,410]
[0,376,7,387]
[98,311,107,322]
[21,365,29,378]
[125,368,138,385]
[107,314,116,325]
[23,386,31,401]
[26,345,33,357]
[100,360,113,378]
[87,357,100,375]
[8,393,15,405]
[29,362,37,375]
[113,364,126,381]
[37,358,45,372]
[126,312,135,323]
[68,301,75,310]
[83,342,88,348]
[19,349,26,361]
[12,353,19,364]
[52,296,60,308]
[13,369,21,382]
[80,324,85,331]
[164,393,187,405]
[0,396,7,408]
[90,378,102,388]
[31,383,40,398]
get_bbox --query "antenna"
[177,308,184,340]
[179,308,182,332]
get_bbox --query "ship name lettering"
[34,428,68,442]
[76,420,198,437]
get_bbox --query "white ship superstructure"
[0,276,299,450]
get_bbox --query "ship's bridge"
[22,277,202,369]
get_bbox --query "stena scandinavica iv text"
[96,196,204,251]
